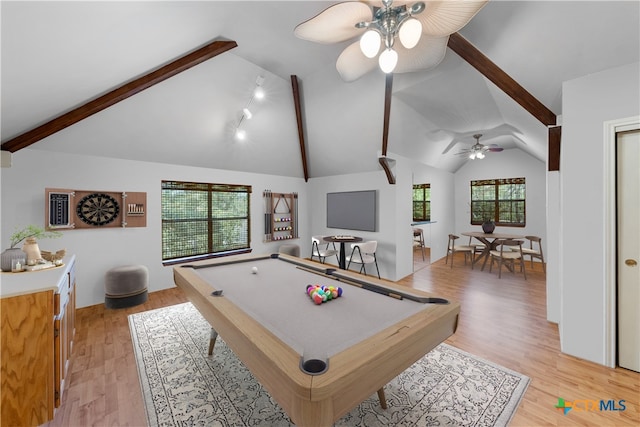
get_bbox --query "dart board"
[76,193,120,226]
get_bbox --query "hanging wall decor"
[45,188,146,230]
[263,190,298,242]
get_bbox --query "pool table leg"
[377,388,387,409]
[208,328,219,355]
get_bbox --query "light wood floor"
[47,253,639,427]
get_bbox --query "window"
[161,181,251,262]
[412,183,431,222]
[470,178,525,226]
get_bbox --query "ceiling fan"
[456,134,504,159]
[294,0,488,82]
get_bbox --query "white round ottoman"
[104,265,149,309]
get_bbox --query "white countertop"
[0,254,76,298]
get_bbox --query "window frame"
[470,178,526,227]
[412,183,431,222]
[161,180,252,265]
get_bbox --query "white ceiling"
[2,1,639,177]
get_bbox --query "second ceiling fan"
[456,134,504,159]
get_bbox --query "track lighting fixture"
[234,76,265,141]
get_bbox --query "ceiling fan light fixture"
[469,152,476,160]
[294,0,487,81]
[476,151,485,159]
[360,29,381,58]
[398,17,422,49]
[242,108,252,119]
[379,48,398,73]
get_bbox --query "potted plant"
[1,225,61,272]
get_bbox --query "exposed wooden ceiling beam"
[380,73,396,184]
[378,157,396,185]
[381,73,393,157]
[290,75,309,182]
[447,32,556,127]
[1,40,238,152]
[548,126,562,171]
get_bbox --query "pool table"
[173,253,459,427]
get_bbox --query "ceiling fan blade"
[294,2,371,44]
[487,145,504,152]
[393,35,448,74]
[418,1,488,37]
[336,41,379,82]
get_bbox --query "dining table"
[462,231,525,271]
[323,235,363,269]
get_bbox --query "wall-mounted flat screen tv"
[326,190,376,232]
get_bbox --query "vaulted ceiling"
[2,1,639,177]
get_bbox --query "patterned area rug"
[129,303,529,426]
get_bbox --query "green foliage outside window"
[413,183,431,222]
[161,181,251,261]
[470,178,525,226]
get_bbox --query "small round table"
[323,235,363,269]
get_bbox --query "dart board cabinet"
[45,188,146,230]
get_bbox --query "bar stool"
[413,228,425,261]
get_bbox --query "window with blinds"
[470,178,525,226]
[161,181,251,262]
[412,183,431,222]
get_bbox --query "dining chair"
[521,235,545,273]
[346,240,380,278]
[413,228,425,261]
[489,239,527,279]
[467,236,485,256]
[310,235,338,264]
[446,234,475,269]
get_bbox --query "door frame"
[603,116,640,368]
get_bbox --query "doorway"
[412,182,431,271]
[616,129,639,372]
[413,225,431,271]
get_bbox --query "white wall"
[307,169,399,278]
[1,149,308,308]
[546,170,561,323]
[306,153,457,282]
[454,149,547,251]
[557,61,640,365]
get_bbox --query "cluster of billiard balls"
[306,284,343,305]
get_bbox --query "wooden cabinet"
[54,258,76,408]
[1,255,76,426]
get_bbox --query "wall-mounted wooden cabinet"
[263,191,298,242]
[45,187,146,230]
[1,255,76,426]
